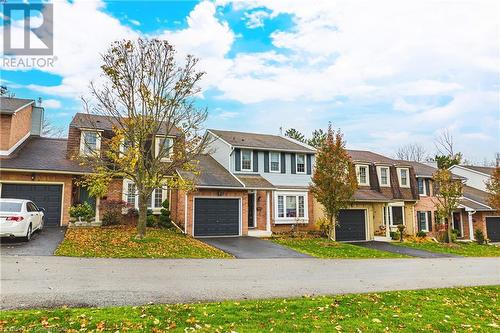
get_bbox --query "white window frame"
[79,130,101,156]
[417,211,430,232]
[274,191,309,223]
[122,179,168,213]
[388,202,405,227]
[397,168,410,188]
[377,166,391,187]
[269,151,281,173]
[355,164,370,186]
[295,154,306,174]
[241,149,253,171]
[155,135,174,162]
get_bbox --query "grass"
[394,240,500,257]
[271,237,409,258]
[1,286,498,332]
[54,226,232,259]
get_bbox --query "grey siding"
[31,106,43,136]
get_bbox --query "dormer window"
[398,168,410,188]
[241,149,252,171]
[80,130,101,156]
[356,165,370,186]
[155,136,174,162]
[270,152,281,172]
[296,154,306,173]
[377,166,390,187]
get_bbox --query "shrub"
[315,217,331,238]
[146,209,158,227]
[158,199,173,229]
[474,229,486,245]
[416,231,427,238]
[390,231,399,240]
[69,202,95,222]
[126,208,139,218]
[437,229,458,243]
[99,200,127,226]
[397,224,406,242]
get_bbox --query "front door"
[248,193,255,228]
[391,206,404,226]
[453,212,462,237]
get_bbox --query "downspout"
[468,209,476,240]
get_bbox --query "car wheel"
[24,224,32,242]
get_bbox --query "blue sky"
[1,0,499,163]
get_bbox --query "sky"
[1,0,499,163]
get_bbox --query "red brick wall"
[0,114,12,150]
[66,126,81,159]
[459,210,499,240]
[0,105,32,151]
[271,191,318,233]
[414,195,439,235]
[0,171,73,226]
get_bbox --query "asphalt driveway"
[351,241,460,258]
[201,237,311,258]
[0,227,66,256]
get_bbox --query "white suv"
[0,199,45,241]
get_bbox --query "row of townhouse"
[1,96,499,242]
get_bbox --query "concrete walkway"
[0,227,66,256]
[351,241,460,258]
[201,237,311,258]
[2,255,498,309]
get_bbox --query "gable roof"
[208,129,315,153]
[0,137,90,174]
[70,113,181,136]
[177,155,243,188]
[0,97,34,114]
[348,150,400,165]
[459,165,495,176]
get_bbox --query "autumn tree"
[308,129,327,148]
[395,143,427,162]
[284,128,306,143]
[80,39,208,239]
[486,166,500,210]
[310,124,357,240]
[433,169,463,243]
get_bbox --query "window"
[398,168,410,188]
[27,202,37,212]
[153,188,163,208]
[155,136,174,161]
[296,154,306,173]
[378,166,390,186]
[356,165,369,186]
[80,130,101,156]
[417,178,427,195]
[417,211,432,232]
[270,152,280,172]
[275,193,308,222]
[390,206,404,225]
[123,180,167,211]
[126,182,137,207]
[241,149,252,171]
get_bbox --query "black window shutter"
[235,148,241,171]
[427,211,432,231]
[306,154,312,175]
[281,153,286,173]
[425,179,430,196]
[253,150,258,172]
[264,151,269,173]
[291,153,296,174]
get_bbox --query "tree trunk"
[136,193,148,239]
[447,215,453,244]
[328,215,335,241]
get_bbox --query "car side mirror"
[39,207,45,212]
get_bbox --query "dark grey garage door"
[194,198,240,237]
[335,209,366,241]
[1,184,63,227]
[486,217,500,242]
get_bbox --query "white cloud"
[129,19,141,26]
[243,10,270,29]
[41,99,61,108]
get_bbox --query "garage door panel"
[1,184,63,227]
[194,198,240,237]
[486,217,500,242]
[335,209,366,242]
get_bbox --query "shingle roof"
[0,97,34,114]
[209,129,315,153]
[348,150,398,165]
[71,113,181,136]
[178,155,243,188]
[459,198,491,211]
[399,161,437,177]
[236,175,275,189]
[462,185,491,207]
[353,189,391,202]
[0,137,90,173]
[460,165,495,176]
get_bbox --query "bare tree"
[79,39,209,239]
[395,143,427,162]
[42,119,65,138]
[434,129,455,156]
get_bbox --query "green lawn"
[55,226,232,259]
[271,237,408,258]
[1,287,498,332]
[394,241,500,257]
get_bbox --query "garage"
[335,209,367,241]
[193,198,240,237]
[486,217,500,242]
[1,184,63,227]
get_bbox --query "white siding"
[449,166,489,191]
[205,133,232,171]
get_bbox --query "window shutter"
[264,151,269,173]
[425,179,431,195]
[427,211,432,231]
[281,153,286,173]
[291,153,296,174]
[306,154,312,175]
[253,150,258,172]
[235,148,241,171]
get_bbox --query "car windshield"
[0,202,23,212]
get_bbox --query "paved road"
[0,227,65,256]
[201,237,311,258]
[1,256,499,309]
[352,241,460,258]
